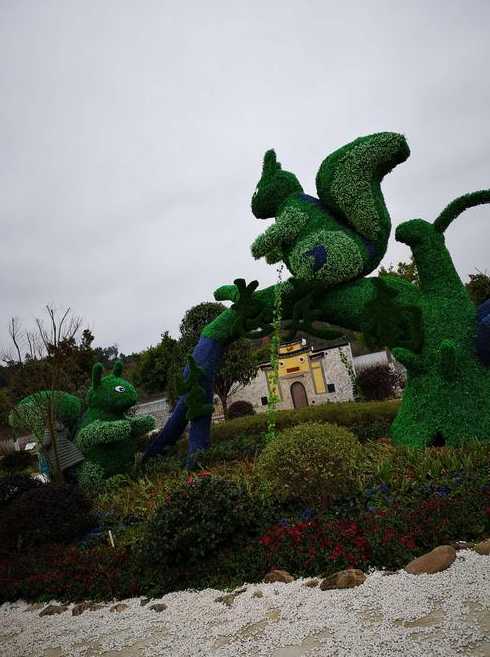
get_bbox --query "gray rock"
[149,603,167,612]
[215,587,247,607]
[40,604,68,617]
[110,603,129,613]
[72,602,103,616]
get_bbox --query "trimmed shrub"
[0,483,95,555]
[139,475,267,591]
[356,364,402,401]
[256,422,365,506]
[211,400,399,447]
[228,400,255,420]
[0,474,43,507]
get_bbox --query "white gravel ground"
[1,550,489,657]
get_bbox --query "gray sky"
[1,0,489,355]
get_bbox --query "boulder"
[140,598,151,607]
[40,604,68,617]
[473,538,490,556]
[264,570,295,584]
[405,545,456,575]
[72,602,103,616]
[320,569,366,591]
[215,587,247,607]
[149,603,167,612]
[110,603,129,613]
[302,579,320,588]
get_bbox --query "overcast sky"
[1,0,489,355]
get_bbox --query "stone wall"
[228,344,355,413]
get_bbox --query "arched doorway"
[290,381,309,409]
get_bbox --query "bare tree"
[8,317,23,364]
[8,305,83,483]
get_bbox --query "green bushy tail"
[315,132,410,252]
[434,189,490,233]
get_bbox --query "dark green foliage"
[139,476,267,591]
[466,271,490,306]
[0,474,43,507]
[135,331,180,394]
[227,400,255,420]
[0,483,94,556]
[0,450,36,473]
[356,364,403,401]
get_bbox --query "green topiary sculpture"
[75,361,155,487]
[145,132,490,460]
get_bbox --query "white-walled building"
[227,337,356,413]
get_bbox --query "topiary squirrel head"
[251,149,303,219]
[87,360,137,414]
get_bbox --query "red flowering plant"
[258,470,490,577]
[0,543,141,603]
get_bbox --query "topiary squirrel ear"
[112,360,123,377]
[262,149,281,179]
[92,363,103,388]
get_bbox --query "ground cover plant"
[1,401,489,603]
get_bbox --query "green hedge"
[189,400,399,467]
[212,400,399,445]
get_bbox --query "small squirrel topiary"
[13,361,155,489]
[75,361,155,488]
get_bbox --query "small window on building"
[261,396,268,406]
[327,383,336,393]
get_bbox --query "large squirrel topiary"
[145,131,490,461]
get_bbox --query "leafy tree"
[379,255,420,287]
[214,340,257,418]
[93,343,119,367]
[136,331,180,395]
[179,302,226,356]
[465,271,490,306]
